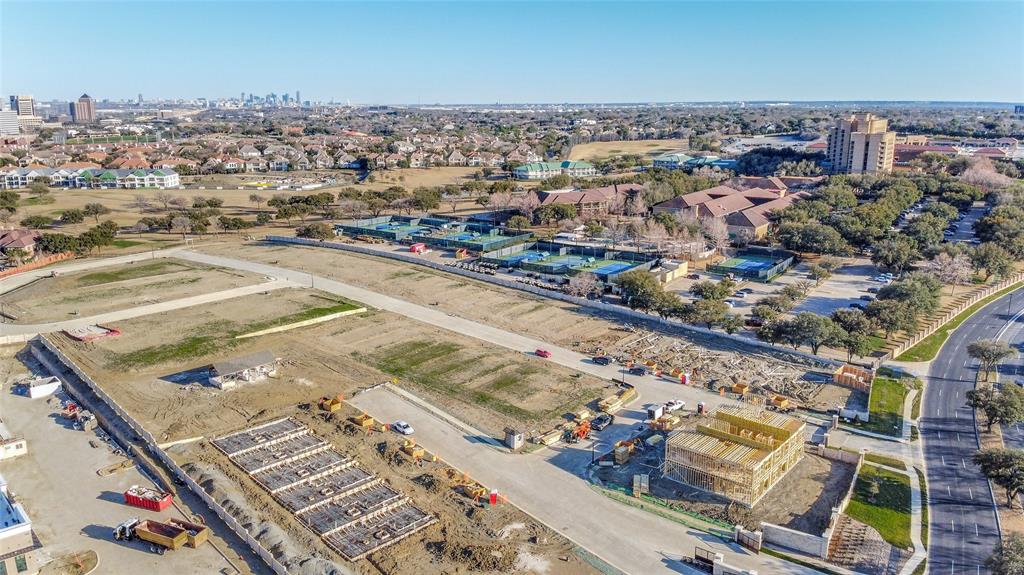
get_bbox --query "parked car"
[859,295,874,301]
[740,287,755,293]
[733,292,747,299]
[535,349,552,358]
[867,287,880,294]
[628,366,647,376]
[724,300,735,308]
[591,413,614,431]
[592,356,612,366]
[687,273,701,280]
[664,399,686,412]
[849,303,866,310]
[392,421,414,435]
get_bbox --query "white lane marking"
[963,458,968,468]
[976,523,980,536]
[969,487,974,500]
[943,455,946,465]
[948,485,952,496]
[957,432,961,441]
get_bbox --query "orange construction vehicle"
[564,419,591,444]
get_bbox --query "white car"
[392,421,414,435]
[664,399,686,412]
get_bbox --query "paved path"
[351,385,820,575]
[923,287,1022,574]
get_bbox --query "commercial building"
[512,160,597,180]
[533,183,644,215]
[70,94,96,124]
[0,474,42,574]
[8,95,33,117]
[826,113,895,174]
[663,406,805,507]
[0,167,180,190]
[0,111,18,136]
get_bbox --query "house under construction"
[663,406,805,507]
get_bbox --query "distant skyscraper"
[1015,105,1024,115]
[826,113,895,174]
[70,94,96,124]
[9,95,34,116]
[138,93,143,105]
[296,91,300,105]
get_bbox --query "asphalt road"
[924,286,1024,574]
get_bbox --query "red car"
[535,349,552,358]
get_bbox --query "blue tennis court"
[593,261,637,275]
[717,256,775,271]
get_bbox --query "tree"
[169,196,190,211]
[720,314,744,334]
[692,299,728,329]
[866,299,917,338]
[974,449,1024,510]
[871,236,919,273]
[971,242,1014,282]
[702,218,730,254]
[987,532,1024,573]
[792,312,843,355]
[154,191,173,211]
[256,212,272,225]
[82,203,111,224]
[127,194,153,213]
[296,222,333,240]
[171,215,191,238]
[507,215,530,231]
[617,269,663,312]
[832,308,874,336]
[4,247,29,266]
[60,209,84,224]
[566,272,601,299]
[689,279,734,301]
[36,233,79,254]
[778,222,850,255]
[807,263,833,286]
[412,187,441,212]
[249,193,265,209]
[842,331,872,362]
[928,252,973,295]
[21,215,51,228]
[968,340,1015,381]
[28,180,50,197]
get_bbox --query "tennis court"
[716,255,776,272]
[496,250,550,266]
[707,249,795,282]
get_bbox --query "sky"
[2,1,1022,104]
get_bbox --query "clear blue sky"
[2,1,1022,103]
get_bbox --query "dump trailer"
[135,520,187,551]
[168,518,209,548]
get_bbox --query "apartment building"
[0,167,179,190]
[826,113,895,174]
[8,96,33,117]
[512,160,597,180]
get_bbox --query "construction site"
[175,406,603,575]
[592,406,855,535]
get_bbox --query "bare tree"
[154,191,173,211]
[625,194,647,217]
[512,192,540,220]
[488,192,513,212]
[928,252,973,295]
[702,217,730,254]
[169,196,190,211]
[131,221,148,236]
[337,199,366,219]
[641,219,669,251]
[127,194,153,213]
[567,272,601,299]
[249,193,265,209]
[171,215,191,238]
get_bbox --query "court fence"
[707,247,795,282]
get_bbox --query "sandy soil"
[194,241,846,405]
[173,406,600,575]
[0,258,262,323]
[50,284,609,442]
[568,139,688,161]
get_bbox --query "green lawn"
[845,463,912,549]
[898,281,1023,362]
[861,377,907,437]
[111,239,146,249]
[76,261,190,286]
[864,452,907,470]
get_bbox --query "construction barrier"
[0,252,75,280]
[36,336,289,575]
[266,236,839,368]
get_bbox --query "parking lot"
[0,354,234,575]
[795,260,879,316]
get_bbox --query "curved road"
[924,287,1024,574]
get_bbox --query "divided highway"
[924,286,1024,574]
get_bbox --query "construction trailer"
[663,406,805,507]
[208,351,278,389]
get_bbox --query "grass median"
[898,281,1023,362]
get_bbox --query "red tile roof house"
[534,183,644,215]
[0,229,41,258]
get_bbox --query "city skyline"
[2,1,1022,104]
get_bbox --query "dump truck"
[113,518,187,552]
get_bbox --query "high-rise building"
[70,94,96,124]
[296,91,301,105]
[8,95,33,117]
[138,93,143,105]
[0,110,19,136]
[826,113,895,174]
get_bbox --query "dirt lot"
[193,241,852,408]
[174,406,601,575]
[0,258,263,323]
[50,283,609,442]
[595,434,855,534]
[568,139,688,161]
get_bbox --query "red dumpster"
[410,242,426,254]
[124,485,173,512]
